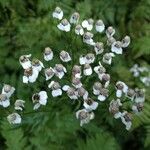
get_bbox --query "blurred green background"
[0,0,150,149]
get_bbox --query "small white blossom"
[72,65,82,78]
[93,82,102,95]
[54,64,67,79]
[14,99,25,111]
[60,50,71,62]
[57,18,71,32]
[111,41,123,54]
[94,42,104,55]
[44,67,55,81]
[83,64,92,76]
[83,98,98,111]
[107,36,116,46]
[7,113,21,124]
[83,32,95,45]
[106,26,115,37]
[23,67,39,83]
[132,102,144,114]
[32,91,48,110]
[76,109,94,126]
[79,53,95,65]
[52,7,63,20]
[94,62,106,79]
[101,73,110,88]
[0,94,10,108]
[116,81,128,98]
[103,53,115,65]
[134,88,145,103]
[98,88,109,101]
[32,59,44,72]
[19,54,32,69]
[70,12,80,24]
[95,20,105,33]
[72,77,82,88]
[2,84,15,98]
[44,47,53,61]
[48,81,62,97]
[75,24,84,35]
[126,88,135,101]
[82,18,94,31]
[121,35,130,48]
[77,87,89,100]
[66,87,78,100]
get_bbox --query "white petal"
[48,81,55,88]
[21,61,31,69]
[116,90,122,98]
[57,72,65,79]
[14,116,21,124]
[84,68,92,76]
[39,91,48,105]
[83,92,89,100]
[57,24,64,31]
[44,53,53,61]
[64,24,71,32]
[79,57,86,65]
[2,99,10,108]
[114,112,122,119]
[111,45,123,54]
[93,89,100,95]
[23,76,28,83]
[52,89,62,97]
[33,103,41,110]
[62,85,70,91]
[82,20,88,28]
[98,95,106,101]
[86,25,93,31]
[96,25,105,32]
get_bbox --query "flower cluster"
[130,64,150,87]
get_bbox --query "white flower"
[66,87,78,100]
[70,12,80,24]
[52,7,63,20]
[94,62,106,79]
[126,88,135,101]
[102,53,115,65]
[94,42,104,55]
[0,94,10,108]
[134,89,145,103]
[76,109,94,126]
[32,59,44,72]
[23,67,39,83]
[77,87,89,100]
[101,73,110,88]
[2,84,15,98]
[82,19,94,31]
[19,54,32,69]
[121,111,132,130]
[72,65,82,78]
[60,50,71,62]
[132,102,144,114]
[54,64,67,79]
[79,53,95,65]
[48,81,62,97]
[75,25,84,35]
[83,98,98,111]
[109,99,122,119]
[83,32,95,45]
[111,41,123,54]
[95,20,105,33]
[106,26,115,37]
[72,77,82,88]
[130,64,140,77]
[32,91,48,110]
[107,36,116,46]
[44,67,55,81]
[44,47,53,61]
[116,81,128,98]
[7,113,21,124]
[121,35,130,48]
[14,99,25,111]
[57,18,71,32]
[93,82,102,95]
[140,77,150,86]
[83,64,92,76]
[98,88,109,101]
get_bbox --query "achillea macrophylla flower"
[101,73,110,88]
[7,113,21,124]
[19,54,32,69]
[107,36,116,46]
[109,99,122,119]
[32,59,44,72]
[83,64,92,76]
[121,35,130,48]
[130,64,140,77]
[121,111,132,130]
[72,65,82,78]
[134,88,145,103]
[77,87,88,100]
[140,77,150,87]
[94,62,106,79]
[70,12,80,24]
[111,41,123,54]
[48,81,62,97]
[79,53,95,65]
[95,20,105,33]
[32,91,48,110]
[98,88,109,101]
[0,94,10,108]
[2,84,15,98]
[82,18,94,31]
[132,102,144,113]
[93,82,102,95]
[116,81,128,98]
[14,99,25,111]
[102,53,115,65]
[76,109,94,126]
[57,18,71,32]
[126,88,135,101]
[60,50,71,62]
[23,67,39,83]
[52,6,63,20]
[106,26,115,38]
[44,67,55,81]
[44,47,53,61]
[94,42,104,55]
[66,87,78,100]
[54,64,67,79]
[83,98,98,111]
[83,32,95,45]
[72,77,82,88]
[75,24,84,35]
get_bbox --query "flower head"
[95,20,105,33]
[72,65,82,78]
[116,81,128,98]
[7,113,21,124]
[83,64,92,76]
[121,35,130,48]
[98,88,109,101]
[72,77,82,88]
[111,41,123,54]
[44,67,55,81]
[44,47,53,61]
[57,18,71,32]
[83,32,95,45]
[19,54,32,69]
[32,59,44,72]
[106,26,115,37]
[0,94,10,108]
[52,7,63,20]
[102,53,115,65]
[60,50,71,62]
[66,87,78,100]
[83,98,98,111]
[93,82,102,95]
[75,24,84,35]
[94,42,104,55]
[2,84,15,98]
[14,99,25,111]
[77,87,88,100]
[132,102,144,113]
[70,12,80,24]
[82,18,94,31]
[54,64,67,79]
